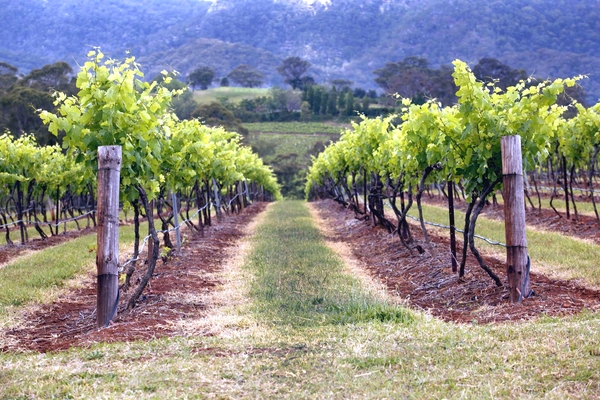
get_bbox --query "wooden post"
[447,181,458,273]
[97,146,122,327]
[239,181,245,210]
[501,136,531,303]
[147,199,155,262]
[212,178,221,220]
[171,192,182,253]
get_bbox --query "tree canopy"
[277,57,312,90]
[187,66,216,91]
[228,64,265,88]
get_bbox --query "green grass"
[481,191,600,218]
[405,202,600,286]
[244,121,347,135]
[1,200,600,398]
[246,200,412,326]
[192,86,269,105]
[0,222,141,317]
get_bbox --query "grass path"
[1,201,600,398]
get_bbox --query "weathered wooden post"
[501,135,531,303]
[147,199,155,263]
[212,178,221,221]
[97,146,122,327]
[447,181,458,273]
[171,192,182,253]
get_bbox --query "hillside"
[1,0,600,101]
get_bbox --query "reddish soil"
[423,195,600,245]
[0,227,96,266]
[314,199,600,324]
[1,203,267,353]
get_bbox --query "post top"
[98,146,122,169]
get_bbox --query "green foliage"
[227,64,265,88]
[0,133,86,198]
[373,57,457,106]
[152,72,198,120]
[191,102,249,136]
[306,59,578,201]
[277,57,311,90]
[40,51,280,201]
[187,65,216,91]
[40,50,177,200]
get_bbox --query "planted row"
[306,59,583,288]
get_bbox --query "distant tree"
[311,87,322,114]
[300,76,315,89]
[187,66,215,91]
[374,57,430,91]
[361,96,371,113]
[0,61,77,145]
[277,56,312,90]
[220,77,230,87]
[22,61,74,92]
[337,88,346,111]
[0,62,18,91]
[345,91,355,116]
[331,79,353,91]
[0,86,54,144]
[430,65,457,106]
[472,58,527,91]
[353,87,366,98]
[268,87,302,112]
[300,101,312,121]
[191,102,248,135]
[320,91,329,115]
[327,87,338,116]
[374,56,456,106]
[367,89,378,99]
[228,64,265,88]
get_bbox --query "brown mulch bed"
[314,199,600,324]
[423,194,600,245]
[2,203,267,353]
[0,227,96,266]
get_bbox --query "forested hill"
[2,0,600,101]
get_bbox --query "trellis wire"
[403,213,506,247]
[356,195,507,248]
[118,201,213,272]
[119,187,250,272]
[0,210,97,230]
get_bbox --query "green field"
[1,201,599,398]
[246,132,337,199]
[244,121,347,135]
[192,87,269,105]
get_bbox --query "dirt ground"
[1,203,267,353]
[4,198,600,353]
[313,199,600,324]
